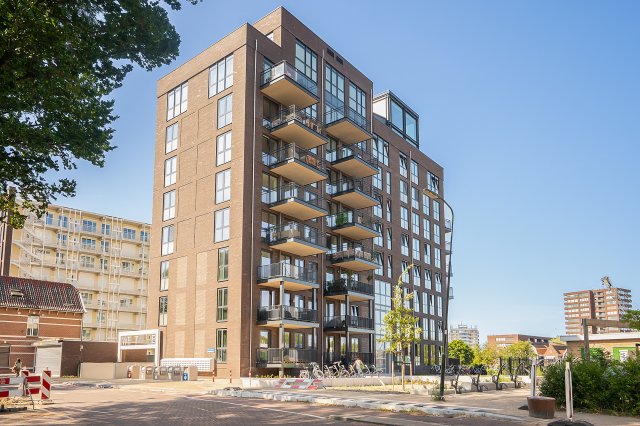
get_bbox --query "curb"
[211,389,532,423]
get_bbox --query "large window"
[349,82,366,118]
[164,157,177,187]
[163,190,176,221]
[433,223,441,244]
[214,208,230,242]
[215,170,231,204]
[400,180,408,204]
[433,200,440,221]
[424,244,431,264]
[434,248,441,268]
[423,218,430,240]
[399,153,407,177]
[217,288,228,321]
[412,187,420,210]
[208,54,234,97]
[216,329,228,363]
[82,220,97,233]
[412,213,420,235]
[325,64,345,116]
[123,228,136,240]
[427,172,440,195]
[161,225,174,255]
[295,40,317,82]
[390,99,418,143]
[165,123,179,153]
[372,135,389,166]
[412,238,421,261]
[401,234,409,256]
[160,261,169,291]
[26,315,39,337]
[400,207,408,229]
[411,160,419,184]
[372,168,382,189]
[159,296,168,326]
[216,131,232,166]
[217,94,233,128]
[218,247,229,281]
[167,82,188,121]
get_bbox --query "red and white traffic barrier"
[41,370,52,402]
[0,371,40,398]
[274,378,323,390]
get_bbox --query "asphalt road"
[2,387,524,425]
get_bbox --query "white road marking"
[185,395,326,419]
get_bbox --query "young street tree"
[503,341,536,360]
[448,339,474,365]
[621,309,640,331]
[0,0,197,228]
[379,263,421,390]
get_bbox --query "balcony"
[328,248,379,272]
[257,262,319,291]
[265,223,326,257]
[445,219,452,233]
[324,106,372,144]
[324,315,375,333]
[324,351,374,365]
[445,241,452,255]
[328,179,379,210]
[264,144,327,185]
[327,211,380,240]
[256,348,317,367]
[265,106,328,150]
[329,146,378,179]
[264,183,328,221]
[324,278,374,302]
[260,61,319,108]
[257,305,318,329]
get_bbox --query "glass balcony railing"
[256,347,317,364]
[325,105,371,133]
[324,278,374,297]
[326,211,377,231]
[260,61,318,96]
[265,105,324,133]
[257,305,318,323]
[263,182,324,209]
[263,143,326,171]
[329,145,377,167]
[257,261,318,285]
[324,315,374,330]
[324,351,374,365]
[328,247,379,265]
[327,179,376,198]
[265,222,323,246]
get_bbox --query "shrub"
[540,355,640,416]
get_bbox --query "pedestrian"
[354,356,364,375]
[12,358,22,377]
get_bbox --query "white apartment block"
[450,323,479,348]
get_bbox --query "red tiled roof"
[0,277,85,313]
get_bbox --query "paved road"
[2,387,524,425]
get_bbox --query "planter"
[527,396,555,419]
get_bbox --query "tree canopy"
[621,309,640,331]
[503,341,536,359]
[448,339,473,365]
[0,0,197,228]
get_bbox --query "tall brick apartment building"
[0,277,84,373]
[148,7,450,377]
[564,283,633,334]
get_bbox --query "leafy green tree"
[622,309,640,331]
[379,263,421,390]
[0,0,197,228]
[448,339,473,365]
[473,343,499,367]
[504,341,536,359]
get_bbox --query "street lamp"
[423,187,454,401]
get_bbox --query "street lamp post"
[423,187,454,401]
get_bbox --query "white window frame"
[161,225,174,255]
[165,123,179,153]
[160,261,169,291]
[167,82,188,121]
[217,94,233,128]
[215,169,231,204]
[209,54,234,97]
[163,190,176,221]
[164,157,177,187]
[216,131,232,166]
[214,208,230,242]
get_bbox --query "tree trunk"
[391,354,395,391]
[409,346,414,389]
[401,358,405,391]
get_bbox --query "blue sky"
[59,1,640,340]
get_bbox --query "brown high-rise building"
[148,7,450,377]
[564,281,633,335]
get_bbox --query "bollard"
[565,362,573,421]
[229,368,232,384]
[212,371,215,382]
[41,369,52,403]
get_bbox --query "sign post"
[564,362,573,421]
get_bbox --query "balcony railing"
[265,105,323,133]
[257,262,318,285]
[324,351,374,365]
[326,211,377,231]
[325,106,371,133]
[327,179,376,198]
[324,315,374,330]
[256,347,317,364]
[263,183,324,208]
[263,143,326,170]
[324,278,374,297]
[328,248,378,264]
[260,61,318,96]
[329,145,377,168]
[265,222,323,246]
[257,305,318,323]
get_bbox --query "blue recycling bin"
[182,371,188,381]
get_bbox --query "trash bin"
[130,365,141,379]
[153,366,160,380]
[171,366,182,381]
[144,366,154,380]
[182,366,198,381]
[158,366,169,380]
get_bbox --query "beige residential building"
[564,284,633,335]
[450,323,479,348]
[0,204,150,341]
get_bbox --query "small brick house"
[0,277,84,373]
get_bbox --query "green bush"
[540,355,640,416]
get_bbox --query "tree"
[473,343,499,367]
[503,341,536,360]
[379,263,421,390]
[0,0,198,228]
[622,309,640,331]
[448,339,473,365]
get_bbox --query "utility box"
[158,366,169,380]
[130,365,141,379]
[144,366,154,380]
[182,366,198,381]
[169,366,182,381]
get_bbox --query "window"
[159,296,168,326]
[422,293,428,315]
[165,123,179,153]
[80,255,94,268]
[217,288,228,321]
[218,247,229,281]
[401,234,409,256]
[423,218,430,239]
[412,212,420,235]
[215,170,231,203]
[435,248,441,268]
[208,54,234,97]
[400,180,408,203]
[101,223,110,236]
[399,153,407,177]
[412,187,420,210]
[325,64,345,116]
[373,195,382,218]
[425,269,432,289]
[100,258,108,271]
[424,244,431,264]
[160,261,169,291]
[386,200,392,221]
[372,168,382,189]
[216,131,232,166]
[349,82,366,118]
[26,315,39,337]
[412,238,421,261]
[411,160,419,184]
[433,200,440,221]
[45,212,54,225]
[82,220,97,233]
[295,40,317,82]
[386,228,392,250]
[161,225,174,255]
[214,208,230,242]
[390,99,418,143]
[58,215,68,228]
[164,157,177,187]
[435,273,442,292]
[427,172,439,195]
[387,255,392,279]
[167,82,188,121]
[216,329,227,363]
[400,207,408,229]
[140,231,149,242]
[373,223,383,247]
[374,135,389,166]
[123,228,136,240]
[374,251,383,276]
[433,224,441,244]
[401,261,410,283]
[422,193,430,215]
[217,94,233,128]
[385,171,391,194]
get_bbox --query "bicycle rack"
[449,366,464,394]
[491,358,508,390]
[470,369,488,392]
